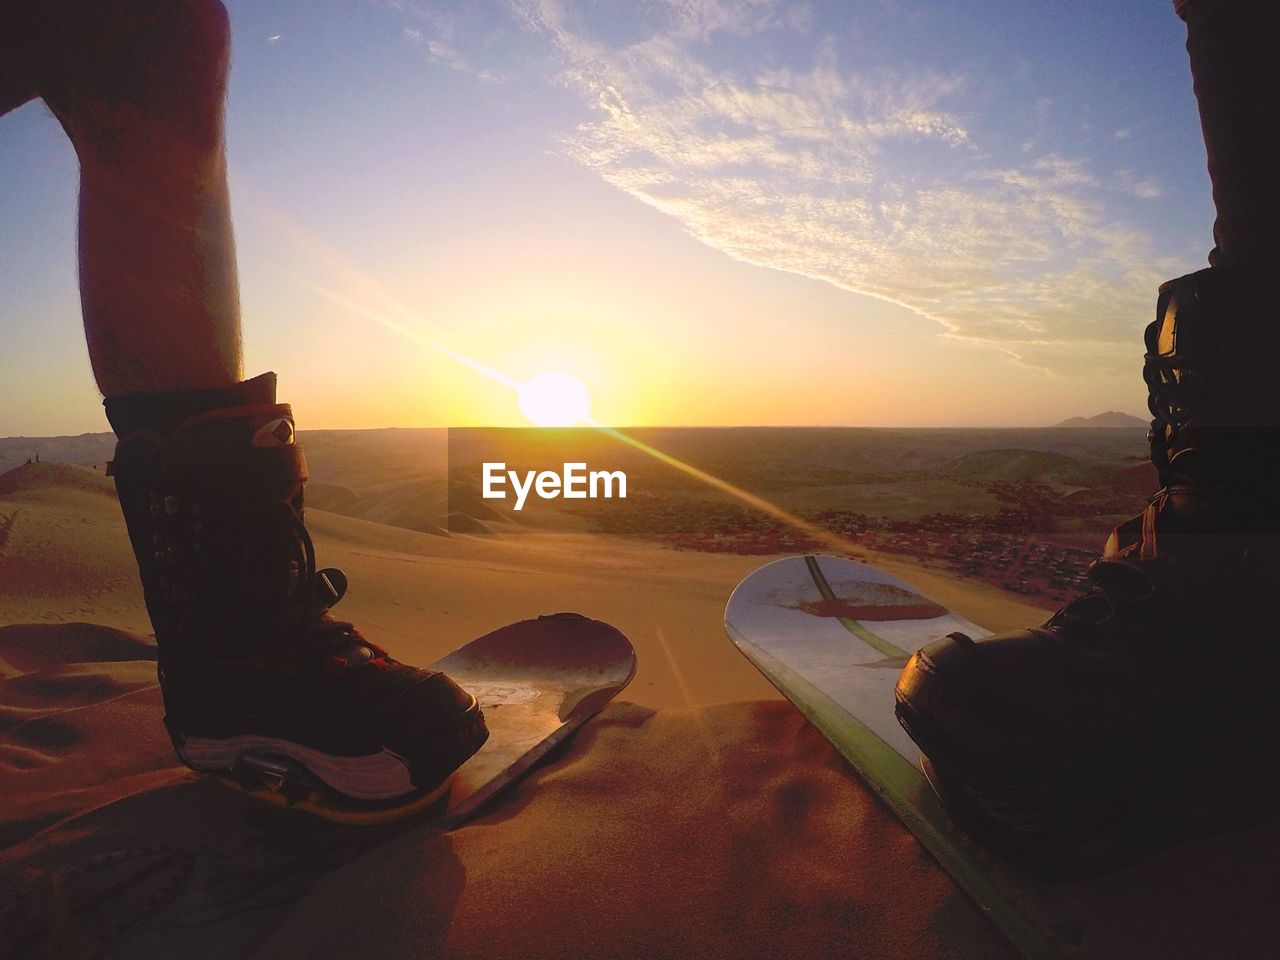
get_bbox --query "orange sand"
[0,464,1045,958]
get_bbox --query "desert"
[11,423,1267,960]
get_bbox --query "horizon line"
[2,419,1151,441]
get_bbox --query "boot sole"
[174,704,489,807]
[897,684,1280,879]
[216,755,460,825]
[180,734,416,800]
[901,697,1130,879]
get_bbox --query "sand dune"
[0,635,1014,960]
[2,459,1057,958]
[13,452,1278,959]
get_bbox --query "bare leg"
[1177,0,1280,270]
[1,0,241,395]
[892,0,1280,881]
[1,1,488,812]
[0,63,33,115]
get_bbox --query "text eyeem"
[481,462,628,511]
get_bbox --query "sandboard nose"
[433,613,636,681]
[427,614,636,827]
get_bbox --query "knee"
[92,0,232,63]
[31,0,234,158]
[158,0,233,131]
[121,0,234,111]
[169,0,233,80]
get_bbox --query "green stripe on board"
[727,628,1070,960]
[803,555,910,660]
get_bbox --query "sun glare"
[518,371,592,427]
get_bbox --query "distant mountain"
[1053,411,1147,429]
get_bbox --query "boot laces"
[1043,557,1155,638]
[284,502,386,666]
[1142,323,1203,485]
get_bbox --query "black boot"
[894,269,1280,877]
[106,373,487,810]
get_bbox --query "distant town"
[608,503,1097,605]
[586,469,1134,606]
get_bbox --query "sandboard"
[725,554,1280,960]
[224,612,636,826]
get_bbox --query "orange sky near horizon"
[0,2,1199,437]
[233,194,1149,433]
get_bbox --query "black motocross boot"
[894,268,1280,877]
[106,373,487,817]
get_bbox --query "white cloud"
[1114,169,1165,200]
[394,2,508,84]
[512,0,1178,375]
[1133,177,1163,199]
[664,0,798,41]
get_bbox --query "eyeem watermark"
[482,462,627,511]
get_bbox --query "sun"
[517,371,592,427]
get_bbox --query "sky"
[0,0,1208,434]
